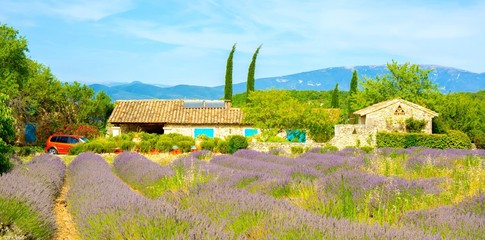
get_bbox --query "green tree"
[351,61,439,110]
[0,24,29,99]
[331,83,339,108]
[428,91,485,139]
[348,70,359,122]
[224,43,236,101]
[0,94,16,174]
[246,45,262,102]
[244,90,338,142]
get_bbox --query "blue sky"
[1,0,484,87]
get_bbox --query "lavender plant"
[67,152,230,239]
[0,154,65,239]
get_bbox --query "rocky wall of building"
[365,102,434,133]
[329,124,377,149]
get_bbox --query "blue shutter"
[194,128,214,138]
[244,128,258,137]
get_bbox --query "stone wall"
[114,123,255,139]
[329,124,377,149]
[163,124,254,139]
[248,142,326,153]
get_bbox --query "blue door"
[194,128,214,138]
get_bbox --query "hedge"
[377,130,471,149]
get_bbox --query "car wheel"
[48,148,58,155]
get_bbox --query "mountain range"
[89,65,485,101]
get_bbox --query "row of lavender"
[112,151,442,239]
[0,154,66,239]
[67,152,230,239]
[226,148,484,239]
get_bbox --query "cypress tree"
[224,43,236,101]
[246,45,262,102]
[331,83,339,108]
[348,70,359,121]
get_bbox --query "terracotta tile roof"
[108,100,244,125]
[353,98,438,117]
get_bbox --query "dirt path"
[54,176,81,240]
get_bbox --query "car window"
[68,137,79,144]
[80,137,88,143]
[51,136,59,142]
[58,136,68,143]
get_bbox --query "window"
[394,105,405,115]
[68,137,79,144]
[244,128,258,137]
[58,136,69,143]
[194,128,214,138]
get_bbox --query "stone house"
[107,99,258,139]
[353,98,438,133]
[330,98,438,149]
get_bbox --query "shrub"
[227,135,248,154]
[121,141,135,151]
[377,131,472,149]
[266,136,288,143]
[0,139,13,174]
[155,140,172,153]
[290,146,305,155]
[359,146,374,154]
[178,140,194,153]
[86,141,105,153]
[446,130,471,149]
[139,141,152,153]
[405,117,427,133]
[322,145,339,153]
[474,134,485,149]
[200,138,215,151]
[69,144,85,155]
[215,140,229,154]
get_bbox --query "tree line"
[1,23,113,172]
[231,59,484,145]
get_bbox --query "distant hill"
[90,65,485,101]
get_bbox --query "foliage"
[0,23,112,145]
[224,43,236,101]
[155,140,172,153]
[427,91,485,140]
[348,70,359,121]
[246,45,262,102]
[244,90,338,142]
[215,138,229,154]
[331,83,339,108]
[0,94,15,174]
[405,117,427,133]
[227,135,249,154]
[377,131,471,149]
[0,94,16,145]
[474,134,485,149]
[445,130,471,149]
[199,137,216,151]
[0,139,13,174]
[351,61,439,110]
[290,146,305,155]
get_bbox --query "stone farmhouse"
[330,98,438,148]
[108,99,258,139]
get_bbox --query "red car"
[45,134,87,154]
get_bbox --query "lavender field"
[1,148,484,239]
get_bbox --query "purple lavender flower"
[0,154,66,239]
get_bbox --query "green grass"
[0,197,54,239]
[141,159,211,198]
